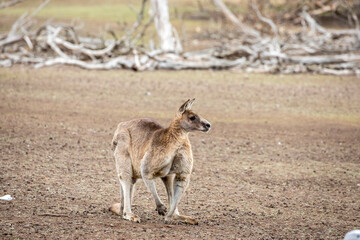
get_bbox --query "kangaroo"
[109,99,211,224]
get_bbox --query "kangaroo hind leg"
[165,174,198,225]
[109,184,123,215]
[112,135,140,223]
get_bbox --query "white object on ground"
[344,230,360,240]
[0,194,13,201]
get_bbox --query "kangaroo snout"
[202,121,211,132]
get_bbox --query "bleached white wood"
[150,0,182,53]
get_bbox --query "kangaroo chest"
[153,147,193,178]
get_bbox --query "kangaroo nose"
[206,123,211,128]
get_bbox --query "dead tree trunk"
[211,0,260,38]
[150,0,182,53]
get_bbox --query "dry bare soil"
[0,67,359,239]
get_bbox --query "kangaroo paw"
[156,204,167,216]
[123,213,141,223]
[109,203,123,215]
[180,215,198,225]
[165,215,198,225]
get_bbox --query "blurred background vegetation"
[1,0,359,51]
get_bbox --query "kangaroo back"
[112,118,163,157]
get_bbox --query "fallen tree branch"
[310,1,340,16]
[300,7,329,35]
[211,0,260,38]
[287,54,360,65]
[34,56,134,69]
[0,0,23,9]
[0,0,50,48]
[1,0,360,75]
[252,4,278,40]
[54,37,116,57]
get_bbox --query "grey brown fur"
[110,99,211,224]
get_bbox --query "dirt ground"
[0,67,359,239]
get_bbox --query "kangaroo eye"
[189,116,196,121]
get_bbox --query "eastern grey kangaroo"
[110,99,211,224]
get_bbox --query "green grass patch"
[0,4,139,22]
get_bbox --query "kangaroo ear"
[178,98,195,115]
[186,98,195,110]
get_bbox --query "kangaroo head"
[177,98,211,132]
